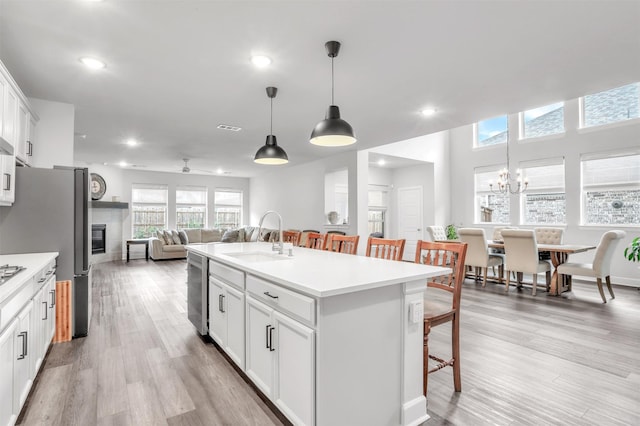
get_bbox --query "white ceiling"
[1,1,638,177]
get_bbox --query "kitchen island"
[187,242,450,426]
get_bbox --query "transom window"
[176,186,207,229]
[475,168,510,224]
[521,102,564,139]
[520,160,566,224]
[581,152,640,225]
[475,115,508,147]
[581,82,640,128]
[132,184,168,238]
[214,190,243,229]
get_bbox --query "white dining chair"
[427,226,447,241]
[502,229,551,296]
[556,230,626,303]
[458,228,503,287]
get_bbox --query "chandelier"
[489,139,528,194]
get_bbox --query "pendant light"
[254,86,289,165]
[310,41,356,147]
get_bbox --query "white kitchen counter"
[187,242,448,297]
[0,252,58,306]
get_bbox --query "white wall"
[448,97,640,286]
[28,98,74,168]
[88,164,250,259]
[250,152,358,234]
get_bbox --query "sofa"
[149,226,277,260]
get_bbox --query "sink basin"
[225,251,290,263]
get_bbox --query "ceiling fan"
[181,158,213,174]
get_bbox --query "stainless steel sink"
[225,252,290,262]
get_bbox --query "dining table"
[488,241,596,295]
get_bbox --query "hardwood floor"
[17,260,640,425]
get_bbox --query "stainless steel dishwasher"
[187,251,208,335]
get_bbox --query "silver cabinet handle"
[27,141,33,156]
[3,173,9,191]
[17,331,28,360]
[50,289,56,308]
[263,291,279,299]
[43,301,48,320]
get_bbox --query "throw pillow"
[163,230,173,245]
[178,230,189,244]
[221,229,239,243]
[155,230,165,245]
[171,230,181,245]
[237,228,245,242]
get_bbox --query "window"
[214,190,243,229]
[582,82,640,128]
[521,102,564,139]
[475,115,508,147]
[368,187,388,236]
[132,184,168,238]
[475,168,510,224]
[582,153,640,225]
[177,186,207,229]
[520,161,566,224]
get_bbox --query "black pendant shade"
[310,41,356,147]
[254,87,289,165]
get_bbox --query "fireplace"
[92,224,106,254]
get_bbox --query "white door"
[397,186,424,261]
[225,284,245,369]
[273,311,315,426]
[0,321,17,426]
[208,278,226,346]
[31,283,46,377]
[245,296,274,397]
[13,303,32,413]
[46,275,57,343]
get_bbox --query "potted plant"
[446,224,458,240]
[624,236,640,262]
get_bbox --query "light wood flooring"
[17,259,640,426]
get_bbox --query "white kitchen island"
[187,242,450,426]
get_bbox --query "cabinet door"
[31,283,47,377]
[245,296,274,397]
[27,115,36,165]
[0,73,6,136]
[1,153,15,205]
[273,311,315,426]
[224,284,244,369]
[13,303,33,414]
[208,278,226,346]
[16,102,28,162]
[3,86,17,146]
[0,321,17,426]
[46,275,56,343]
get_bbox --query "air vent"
[217,124,242,132]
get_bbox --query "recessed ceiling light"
[216,168,224,175]
[118,161,127,167]
[251,55,272,68]
[79,56,106,70]
[377,159,386,166]
[74,132,87,139]
[420,107,437,117]
[126,138,138,146]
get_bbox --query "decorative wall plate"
[90,173,107,200]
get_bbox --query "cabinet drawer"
[209,261,244,290]
[246,275,315,325]
[0,277,34,332]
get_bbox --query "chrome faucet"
[257,210,284,254]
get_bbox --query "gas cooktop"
[0,264,26,285]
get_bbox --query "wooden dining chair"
[365,237,405,261]
[501,229,551,296]
[325,234,359,254]
[282,230,302,246]
[305,232,327,250]
[557,230,626,303]
[415,240,467,396]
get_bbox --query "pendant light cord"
[270,96,273,135]
[331,56,335,105]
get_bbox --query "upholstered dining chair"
[365,237,405,261]
[501,229,551,296]
[426,226,447,242]
[325,234,359,255]
[557,230,626,303]
[415,240,468,396]
[458,228,503,287]
[282,230,302,246]
[535,227,564,261]
[305,232,327,250]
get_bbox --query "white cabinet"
[0,320,17,426]
[246,295,315,426]
[16,102,28,163]
[2,85,17,147]
[31,273,55,377]
[13,303,32,415]
[209,276,245,369]
[0,153,15,205]
[27,115,36,165]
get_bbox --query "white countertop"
[187,242,450,298]
[0,252,58,305]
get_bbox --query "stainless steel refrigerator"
[0,166,92,337]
